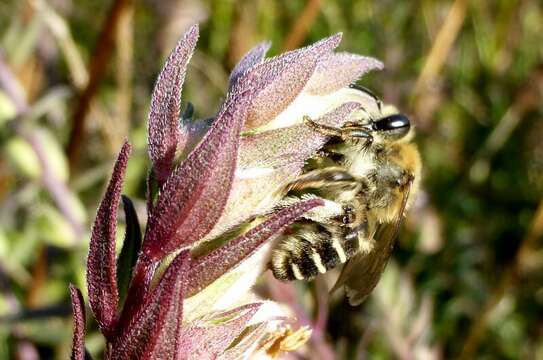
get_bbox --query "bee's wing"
[332,182,412,306]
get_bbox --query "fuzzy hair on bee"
[270,85,421,305]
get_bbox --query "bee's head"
[371,114,411,141]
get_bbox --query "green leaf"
[0,91,16,125]
[116,195,142,307]
[34,205,76,247]
[181,101,195,122]
[5,138,41,179]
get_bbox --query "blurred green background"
[0,0,542,359]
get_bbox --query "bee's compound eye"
[372,114,410,139]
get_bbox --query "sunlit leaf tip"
[87,141,131,336]
[69,284,86,360]
[148,24,199,185]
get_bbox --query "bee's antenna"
[349,83,383,112]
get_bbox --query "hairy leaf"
[87,141,131,336]
[142,73,256,261]
[305,52,384,95]
[116,256,157,335]
[244,34,342,129]
[110,251,190,360]
[228,41,271,89]
[69,284,86,360]
[148,24,199,185]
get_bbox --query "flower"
[69,24,383,359]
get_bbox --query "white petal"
[258,87,380,132]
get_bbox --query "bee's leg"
[274,195,345,224]
[351,210,375,255]
[286,168,357,192]
[310,202,372,273]
[313,148,345,164]
[303,115,344,137]
[373,166,414,200]
[307,142,347,167]
[343,204,371,248]
[303,116,373,144]
[339,125,375,147]
[396,171,415,191]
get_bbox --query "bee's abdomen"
[271,227,356,281]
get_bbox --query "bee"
[270,85,421,305]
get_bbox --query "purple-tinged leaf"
[116,256,157,335]
[186,198,323,297]
[145,169,156,216]
[110,251,190,360]
[140,252,190,360]
[142,79,255,261]
[69,284,86,360]
[228,41,271,89]
[179,303,262,359]
[305,52,384,95]
[148,24,199,185]
[87,141,131,337]
[244,34,342,129]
